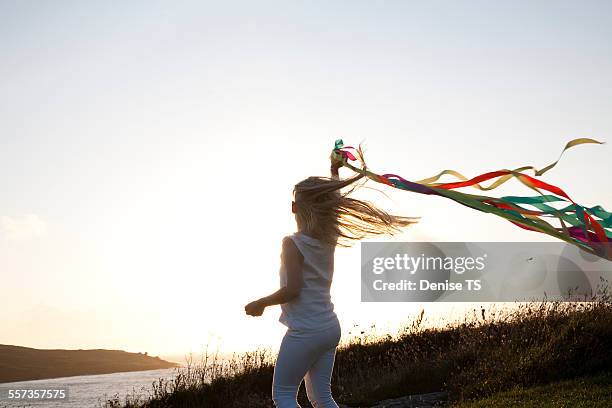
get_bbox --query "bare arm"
[244,237,304,317]
[331,159,341,180]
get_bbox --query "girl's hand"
[244,300,266,317]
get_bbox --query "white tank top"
[279,231,338,331]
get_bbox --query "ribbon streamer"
[331,139,612,261]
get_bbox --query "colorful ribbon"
[331,139,612,261]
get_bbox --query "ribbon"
[331,139,612,261]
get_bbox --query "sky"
[1,0,611,360]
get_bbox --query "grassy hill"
[0,345,178,383]
[105,298,612,407]
[453,373,612,408]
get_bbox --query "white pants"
[272,320,341,408]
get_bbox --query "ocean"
[0,368,179,408]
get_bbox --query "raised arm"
[244,237,304,317]
[331,158,342,180]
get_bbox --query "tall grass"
[105,297,612,408]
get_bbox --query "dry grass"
[105,297,612,408]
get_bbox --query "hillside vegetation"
[107,299,612,407]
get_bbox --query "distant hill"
[0,344,179,383]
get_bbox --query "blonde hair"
[293,173,418,246]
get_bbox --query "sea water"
[0,368,178,408]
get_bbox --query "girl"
[245,159,416,408]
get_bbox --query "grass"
[453,372,612,408]
[104,298,612,408]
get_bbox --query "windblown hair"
[293,172,418,247]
